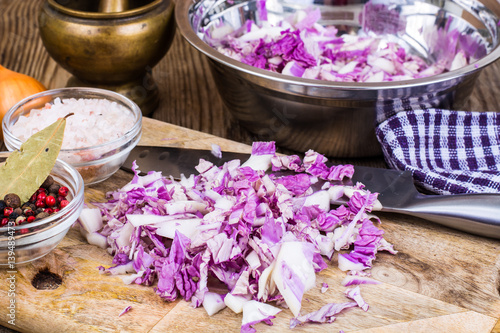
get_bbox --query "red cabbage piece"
[345,286,369,311]
[289,302,358,329]
[251,141,276,155]
[118,305,132,317]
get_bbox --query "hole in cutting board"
[139,150,150,158]
[31,268,62,290]
[159,152,170,160]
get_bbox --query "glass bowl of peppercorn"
[0,152,84,266]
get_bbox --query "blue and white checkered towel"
[376,109,500,195]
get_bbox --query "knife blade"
[121,145,252,177]
[121,145,500,239]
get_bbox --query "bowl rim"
[176,0,500,91]
[0,151,84,234]
[46,0,165,19]
[2,87,143,153]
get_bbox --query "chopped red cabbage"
[118,305,132,317]
[345,286,369,311]
[83,141,397,331]
[289,302,358,329]
[241,300,281,333]
[207,3,471,82]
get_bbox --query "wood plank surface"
[0,0,500,332]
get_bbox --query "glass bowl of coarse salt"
[2,87,142,185]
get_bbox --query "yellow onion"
[0,65,47,140]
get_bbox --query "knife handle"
[395,194,500,239]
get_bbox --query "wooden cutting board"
[0,117,499,333]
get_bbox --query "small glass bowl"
[2,87,142,185]
[0,151,84,266]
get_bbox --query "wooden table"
[1,1,500,332]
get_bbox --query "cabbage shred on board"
[206,3,469,82]
[79,142,397,331]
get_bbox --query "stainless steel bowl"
[176,0,500,157]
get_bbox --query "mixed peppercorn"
[0,175,70,233]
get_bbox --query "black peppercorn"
[4,193,21,209]
[13,207,23,216]
[0,200,6,211]
[48,184,60,194]
[36,212,49,220]
[41,175,54,189]
[9,212,19,221]
[22,202,36,211]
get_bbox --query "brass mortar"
[38,0,175,116]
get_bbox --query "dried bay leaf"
[0,114,70,203]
